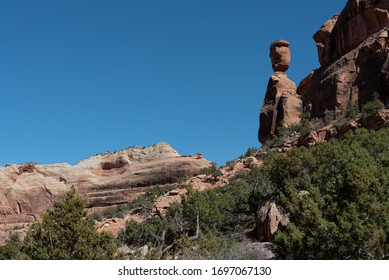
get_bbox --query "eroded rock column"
[258,40,302,144]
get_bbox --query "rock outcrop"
[0,143,210,243]
[314,15,339,66]
[326,0,389,65]
[258,40,303,143]
[256,201,289,242]
[299,0,389,120]
[259,1,389,146]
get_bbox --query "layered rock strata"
[0,143,210,243]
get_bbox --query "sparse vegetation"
[88,212,103,221]
[291,112,312,138]
[225,160,235,171]
[361,92,385,117]
[199,162,223,182]
[239,147,257,158]
[103,204,126,219]
[127,185,175,215]
[1,187,122,260]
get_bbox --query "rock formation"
[258,40,303,143]
[313,15,339,66]
[0,143,210,243]
[255,0,389,241]
[259,1,389,145]
[299,0,389,120]
[256,201,289,242]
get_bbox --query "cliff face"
[0,143,210,243]
[259,0,389,143]
[299,0,389,119]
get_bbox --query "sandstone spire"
[258,40,302,144]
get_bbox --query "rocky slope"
[0,143,210,244]
[256,0,389,243]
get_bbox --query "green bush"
[268,128,389,259]
[361,92,385,117]
[239,147,257,158]
[103,204,126,219]
[0,233,25,260]
[200,162,222,176]
[199,162,223,182]
[21,187,120,260]
[294,112,313,138]
[176,231,246,260]
[88,212,103,221]
[127,185,175,215]
[225,160,235,171]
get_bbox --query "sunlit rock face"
[298,0,389,120]
[0,143,211,244]
[258,40,302,144]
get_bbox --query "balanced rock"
[258,41,302,144]
[270,40,291,72]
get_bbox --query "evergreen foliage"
[21,187,120,260]
[0,233,25,260]
[361,92,385,116]
[2,128,388,260]
[269,128,389,259]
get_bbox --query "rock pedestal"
[258,40,302,144]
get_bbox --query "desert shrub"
[89,212,103,221]
[292,112,313,138]
[103,204,126,219]
[199,162,223,182]
[334,115,348,129]
[127,185,175,215]
[176,231,246,260]
[264,126,295,148]
[239,147,257,158]
[268,128,389,259]
[0,233,25,260]
[225,160,235,171]
[347,100,360,119]
[21,187,120,260]
[199,162,222,176]
[361,92,385,117]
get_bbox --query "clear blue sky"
[0,0,346,166]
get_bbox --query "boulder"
[270,40,291,72]
[256,201,289,242]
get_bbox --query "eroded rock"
[0,143,211,244]
[258,41,302,144]
[256,201,289,242]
